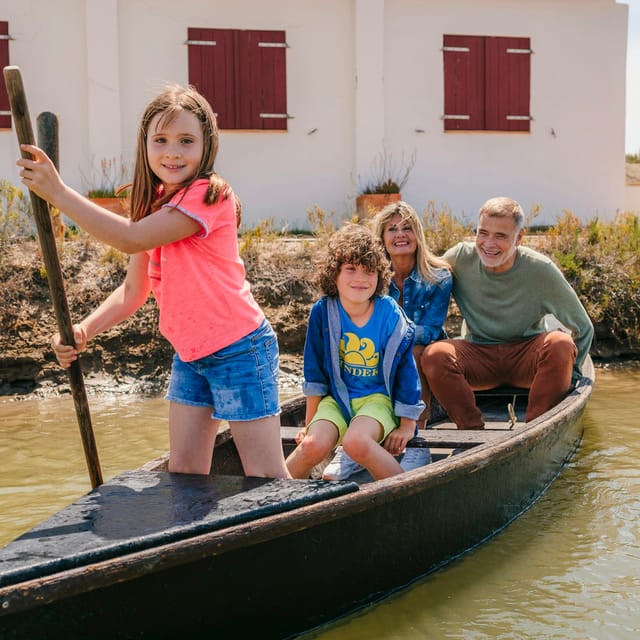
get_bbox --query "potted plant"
[85,157,130,216]
[356,150,415,218]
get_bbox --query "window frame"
[0,21,12,129]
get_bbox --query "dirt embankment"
[0,237,634,400]
[0,238,317,399]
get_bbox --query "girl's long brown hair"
[128,84,240,223]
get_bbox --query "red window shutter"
[187,28,235,129]
[256,30,287,131]
[0,22,11,129]
[237,30,287,130]
[235,31,257,129]
[485,36,531,131]
[443,34,484,131]
[188,28,287,131]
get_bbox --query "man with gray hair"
[422,196,594,429]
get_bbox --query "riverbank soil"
[0,237,635,399]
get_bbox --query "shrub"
[0,180,33,256]
[421,200,474,255]
[546,211,640,349]
[358,150,416,195]
[84,157,129,198]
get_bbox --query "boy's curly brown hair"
[315,223,392,297]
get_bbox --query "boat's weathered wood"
[412,427,515,448]
[0,360,594,640]
[279,425,514,449]
[0,472,358,589]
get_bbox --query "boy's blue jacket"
[302,295,425,421]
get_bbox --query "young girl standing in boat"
[17,84,291,478]
[286,223,424,481]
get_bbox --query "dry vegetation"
[0,230,319,397]
[0,197,638,398]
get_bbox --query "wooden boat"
[0,357,594,639]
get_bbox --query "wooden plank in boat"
[412,427,515,448]
[0,471,358,588]
[280,425,514,449]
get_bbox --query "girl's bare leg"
[231,415,292,478]
[168,402,220,474]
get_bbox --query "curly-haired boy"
[286,223,426,481]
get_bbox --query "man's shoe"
[322,447,364,480]
[400,447,432,472]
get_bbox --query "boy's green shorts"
[309,393,398,443]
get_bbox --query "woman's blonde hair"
[373,201,450,282]
[315,223,391,298]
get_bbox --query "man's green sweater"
[443,242,594,373]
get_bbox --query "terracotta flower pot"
[88,197,128,217]
[355,193,401,219]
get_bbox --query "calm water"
[0,365,639,639]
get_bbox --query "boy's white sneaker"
[400,447,432,472]
[322,447,364,481]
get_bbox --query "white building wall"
[86,0,121,163]
[0,0,89,188]
[382,0,628,224]
[625,184,640,211]
[0,0,631,229]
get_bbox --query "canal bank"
[1,236,638,401]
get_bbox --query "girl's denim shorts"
[166,319,280,422]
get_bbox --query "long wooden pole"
[37,111,59,168]
[37,112,65,248]
[3,65,103,489]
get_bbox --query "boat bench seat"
[409,428,513,449]
[474,386,529,396]
[280,426,510,451]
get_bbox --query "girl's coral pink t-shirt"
[146,179,264,362]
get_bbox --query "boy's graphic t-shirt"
[338,299,394,398]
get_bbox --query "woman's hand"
[51,324,88,368]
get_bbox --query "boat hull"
[0,362,593,639]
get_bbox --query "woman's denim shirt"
[302,296,424,422]
[388,266,452,345]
